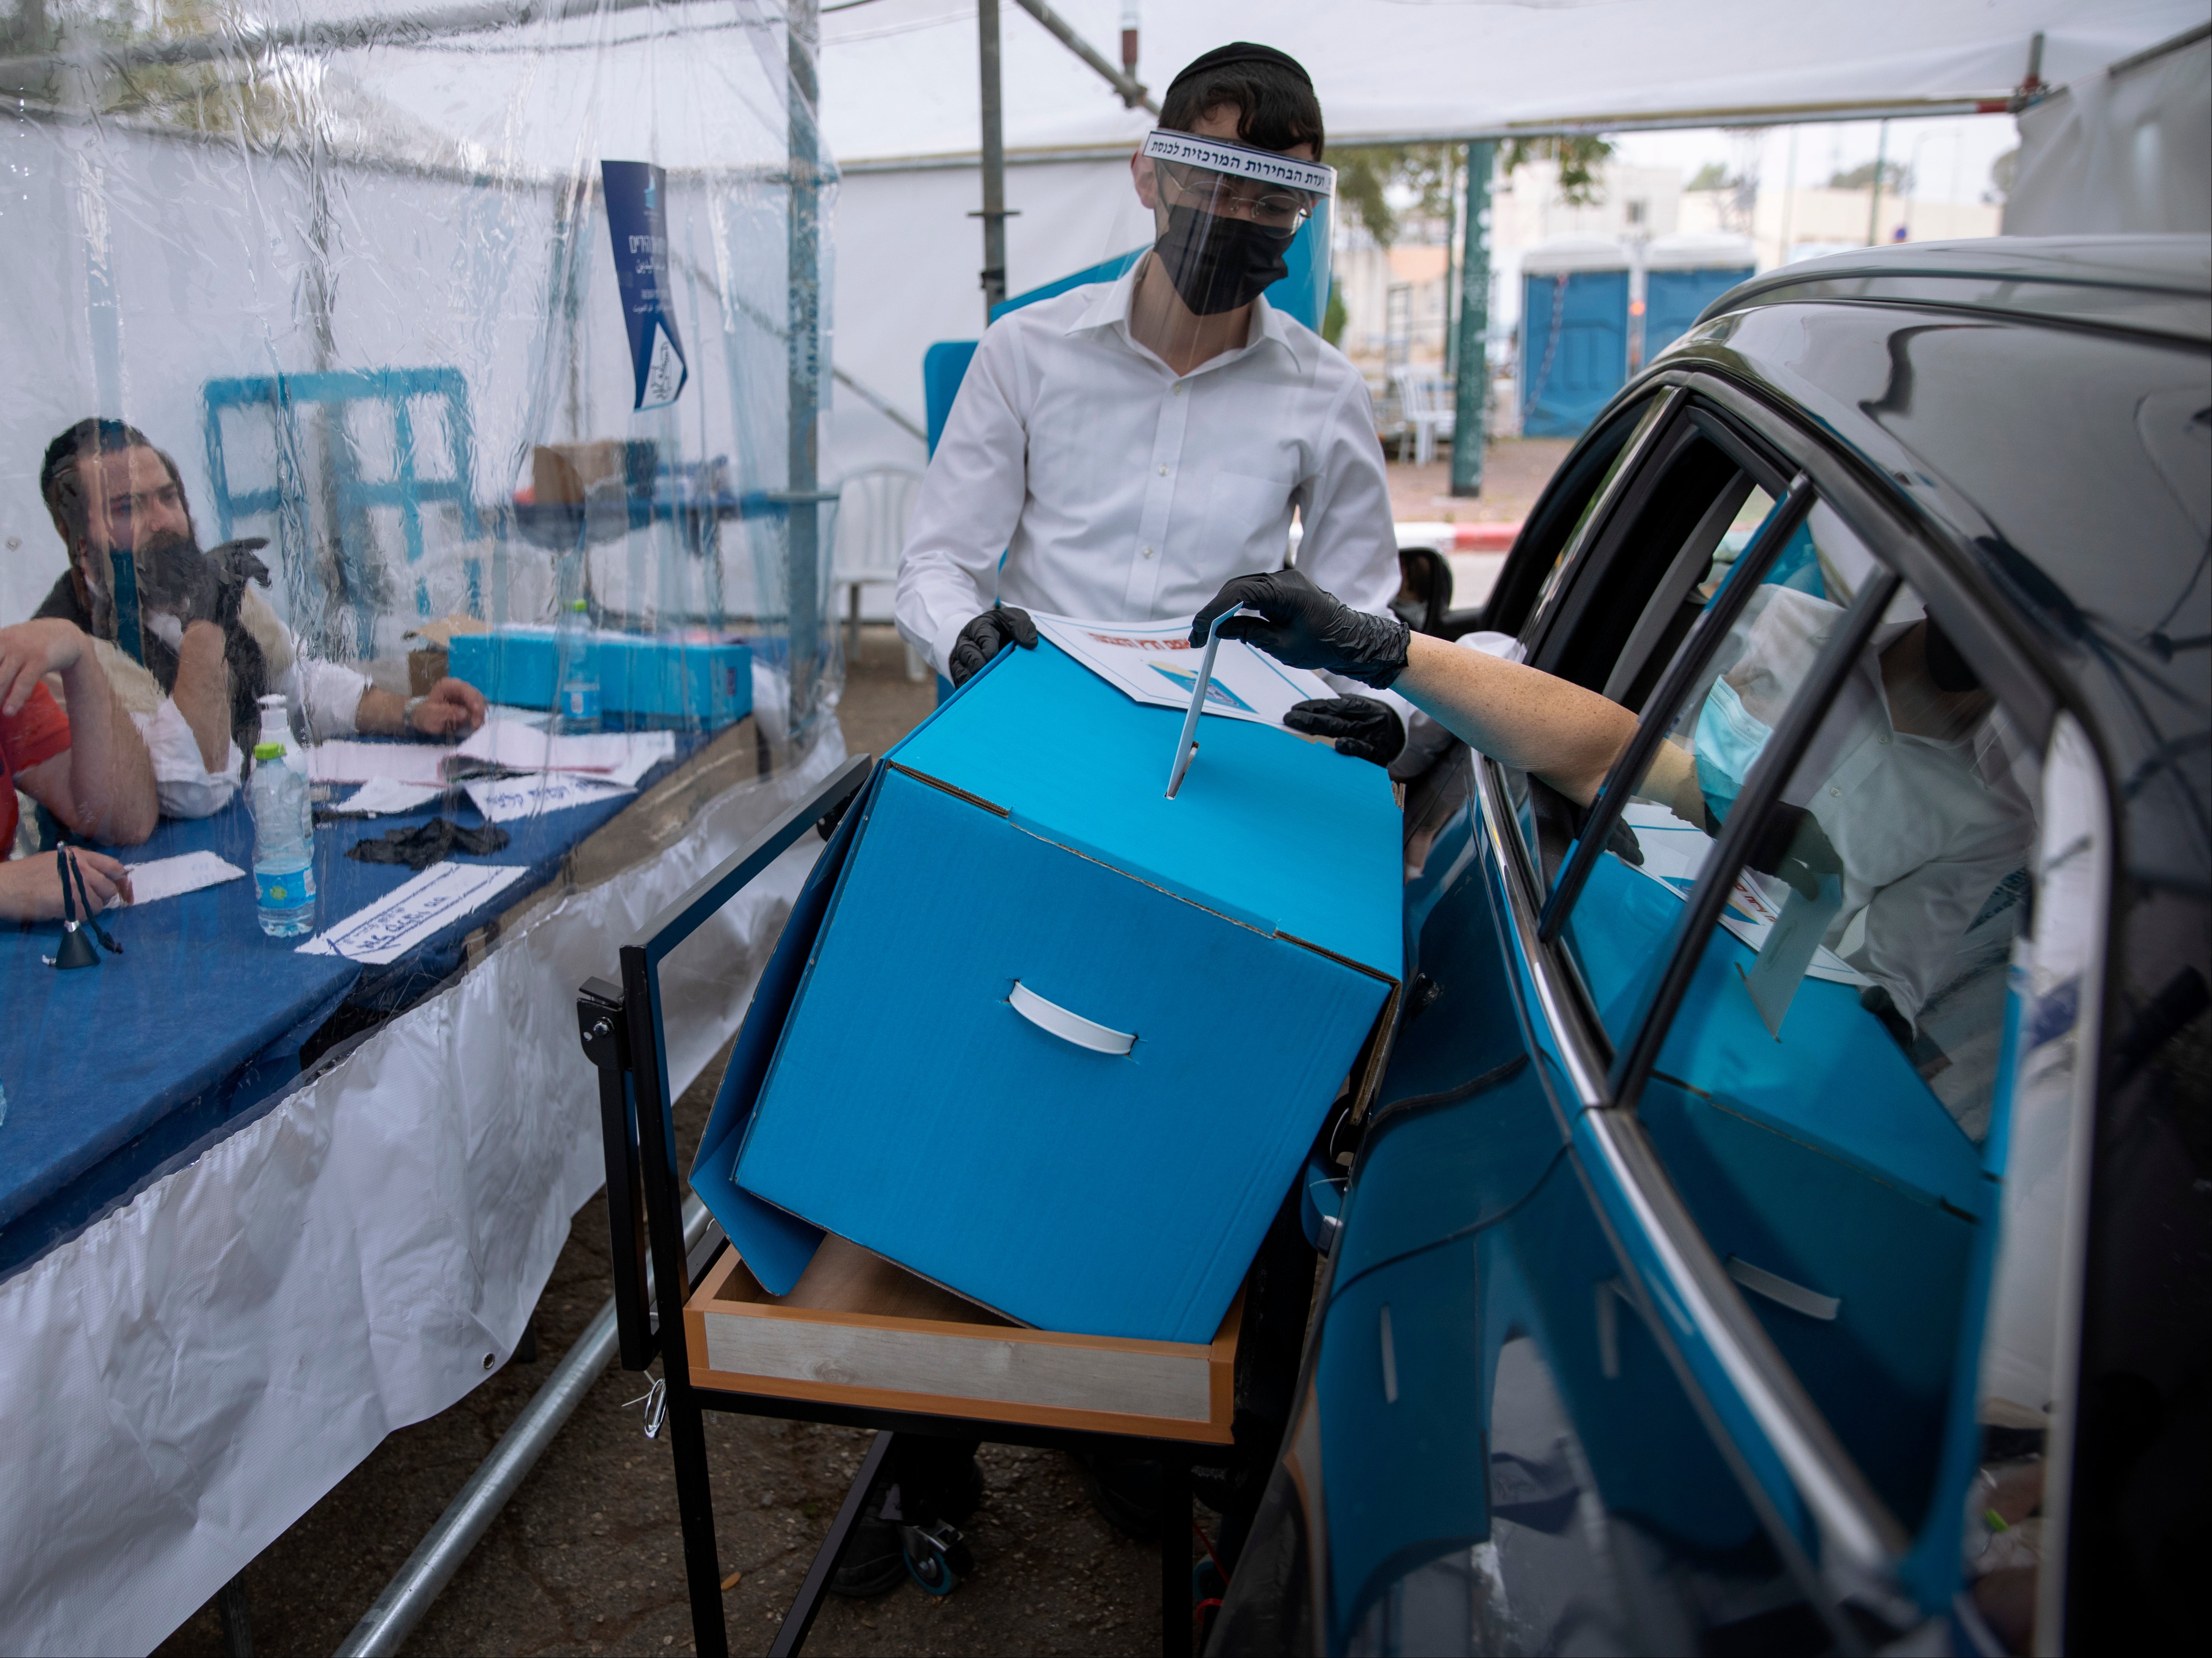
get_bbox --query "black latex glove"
[1742,801,1843,901]
[202,538,273,629]
[1191,568,1410,689]
[947,604,1039,687]
[1284,695,1406,766]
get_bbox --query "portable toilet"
[1519,238,1631,438]
[1641,232,1757,363]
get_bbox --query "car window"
[1508,393,1672,636]
[1626,569,2041,1532]
[1551,493,1855,1042]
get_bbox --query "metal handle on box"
[1007,979,1136,1056]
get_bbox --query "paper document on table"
[326,777,447,817]
[1619,803,1868,986]
[456,718,675,783]
[298,862,530,964]
[112,849,245,907]
[465,773,634,823]
[306,740,455,788]
[1029,613,1330,728]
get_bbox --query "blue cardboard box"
[690,637,1402,1344]
[448,626,751,727]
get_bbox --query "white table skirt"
[0,727,844,1656]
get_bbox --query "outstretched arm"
[0,619,159,845]
[1194,569,1638,806]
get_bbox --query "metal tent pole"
[977,0,1009,317]
[1449,140,1493,497]
[334,1198,712,1657]
[786,0,824,733]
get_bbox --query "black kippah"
[1165,42,1313,95]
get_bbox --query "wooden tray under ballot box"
[685,1236,1241,1445]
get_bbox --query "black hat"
[1165,42,1313,95]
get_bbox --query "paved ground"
[1385,437,1573,523]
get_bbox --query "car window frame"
[1479,364,2082,1627]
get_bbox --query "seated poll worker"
[29,419,487,820]
[895,42,1413,767]
[844,44,1394,1597]
[0,615,158,919]
[1194,565,2034,1034]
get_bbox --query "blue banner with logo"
[601,160,688,410]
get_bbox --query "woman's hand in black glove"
[1284,696,1406,766]
[947,604,1038,686]
[1191,568,1410,689]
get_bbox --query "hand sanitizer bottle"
[250,693,317,938]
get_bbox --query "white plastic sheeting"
[818,0,2208,158]
[813,0,2207,476]
[2,0,841,712]
[0,731,844,1658]
[2005,24,2212,235]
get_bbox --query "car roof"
[1700,235,2212,346]
[1657,235,2209,884]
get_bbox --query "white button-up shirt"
[895,264,1400,677]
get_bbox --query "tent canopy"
[820,0,2210,162]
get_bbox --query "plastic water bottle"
[250,693,317,938]
[559,599,601,727]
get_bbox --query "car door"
[1213,378,2114,1656]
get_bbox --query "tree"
[1334,134,1614,248]
[1501,134,1613,207]
[1333,143,1460,248]
[1827,159,1914,194]
[1687,160,1729,192]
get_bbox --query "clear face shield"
[1136,130,1335,339]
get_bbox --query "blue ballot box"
[689,637,1402,1345]
[448,626,751,726]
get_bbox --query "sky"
[1613,113,2024,205]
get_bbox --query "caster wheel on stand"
[900,1520,973,1597]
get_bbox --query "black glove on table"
[1191,568,1411,689]
[1284,695,1406,766]
[947,604,1038,687]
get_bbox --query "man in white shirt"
[895,42,1409,766]
[29,419,486,818]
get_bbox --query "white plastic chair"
[831,465,924,671]
[1391,367,1456,467]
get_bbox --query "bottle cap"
[253,741,284,760]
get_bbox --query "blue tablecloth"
[0,737,706,1275]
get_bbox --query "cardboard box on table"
[448,626,751,727]
[689,636,1403,1346]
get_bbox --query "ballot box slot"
[884,760,1008,818]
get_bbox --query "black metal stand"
[578,755,1200,1658]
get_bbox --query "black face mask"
[1153,204,1289,316]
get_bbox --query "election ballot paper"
[689,630,1401,1345]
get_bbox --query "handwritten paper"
[1619,803,1867,985]
[306,740,456,788]
[111,850,245,908]
[298,863,529,964]
[457,718,674,781]
[465,773,634,823]
[325,777,448,817]
[1029,612,1330,728]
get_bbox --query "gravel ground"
[154,629,1186,1658]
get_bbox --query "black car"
[1214,235,2210,1656]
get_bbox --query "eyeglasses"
[1156,163,1314,235]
